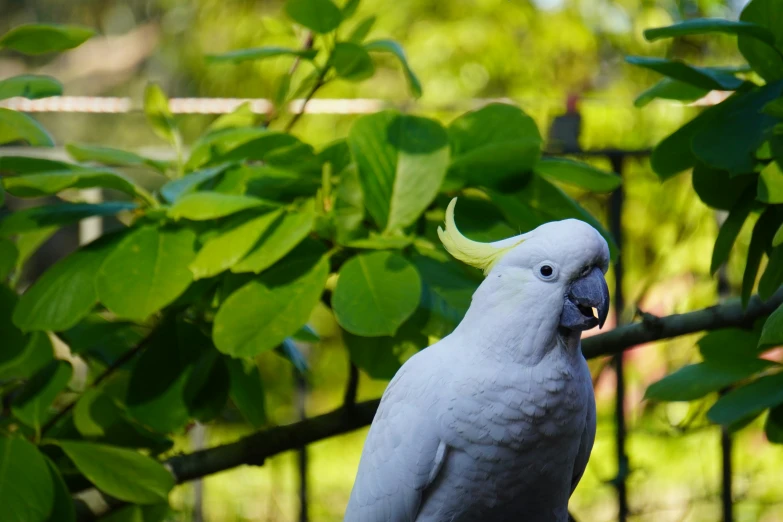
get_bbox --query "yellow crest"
[437,198,525,275]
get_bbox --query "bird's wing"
[344,359,447,522]
[570,382,596,495]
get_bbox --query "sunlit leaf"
[0,108,54,147]
[0,436,54,522]
[144,83,179,146]
[284,0,342,33]
[206,46,318,63]
[534,157,620,193]
[364,39,421,97]
[66,143,168,173]
[331,42,375,81]
[168,192,273,221]
[644,19,776,44]
[0,24,95,54]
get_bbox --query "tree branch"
[74,290,783,520]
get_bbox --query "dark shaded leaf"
[12,360,73,432]
[644,19,776,44]
[0,202,136,236]
[159,164,232,203]
[692,163,755,210]
[0,436,54,522]
[364,39,422,97]
[0,75,62,101]
[707,372,783,426]
[226,358,267,428]
[743,206,783,306]
[44,457,75,522]
[535,157,621,193]
[645,359,773,401]
[183,349,230,422]
[738,0,783,82]
[711,186,756,274]
[634,78,708,107]
[626,56,744,91]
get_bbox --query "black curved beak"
[560,266,610,331]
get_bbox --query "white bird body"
[345,206,609,522]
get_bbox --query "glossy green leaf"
[333,251,421,336]
[708,372,783,426]
[0,237,18,279]
[625,56,744,91]
[698,327,764,363]
[334,164,364,243]
[3,168,153,203]
[739,0,783,82]
[12,360,72,432]
[97,226,197,320]
[760,303,783,349]
[284,0,342,33]
[214,242,329,357]
[645,359,773,401]
[232,201,315,273]
[126,320,208,433]
[144,84,179,146]
[0,332,54,381]
[44,457,75,522]
[207,46,317,63]
[190,210,281,279]
[0,436,54,522]
[159,164,231,203]
[0,75,62,101]
[226,358,267,428]
[758,160,783,203]
[344,321,426,380]
[743,207,783,306]
[413,253,477,337]
[14,234,121,331]
[14,227,58,274]
[0,24,95,54]
[633,78,708,107]
[331,42,375,81]
[0,108,54,146]
[364,39,422,97]
[349,110,449,232]
[0,202,136,236]
[58,440,174,504]
[66,143,168,172]
[169,192,271,221]
[644,19,776,44]
[534,157,621,193]
[0,155,76,174]
[711,187,756,274]
[692,163,755,210]
[447,103,541,191]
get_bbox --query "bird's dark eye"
[540,265,553,277]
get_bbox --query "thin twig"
[264,32,315,127]
[343,362,359,409]
[284,70,327,133]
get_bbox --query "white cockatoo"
[344,198,610,522]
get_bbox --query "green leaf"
[625,56,744,91]
[232,201,316,273]
[12,360,72,432]
[0,237,18,279]
[186,129,300,170]
[707,372,783,426]
[692,163,755,210]
[764,98,783,118]
[144,83,179,146]
[765,404,783,443]
[0,202,136,236]
[0,332,54,381]
[225,165,320,201]
[214,241,329,357]
[774,223,783,247]
[645,359,773,401]
[284,0,342,33]
[169,192,272,221]
[159,164,232,203]
[58,440,174,504]
[412,252,477,336]
[447,103,541,191]
[97,226,197,320]
[14,234,121,331]
[126,320,208,433]
[101,504,171,522]
[711,186,756,274]
[333,251,421,336]
[349,110,449,232]
[0,155,76,174]
[739,0,783,83]
[344,320,426,380]
[534,157,621,193]
[347,16,376,44]
[3,168,153,204]
[14,227,58,274]
[0,24,95,54]
[758,160,783,203]
[331,42,375,81]
[0,286,29,367]
[692,84,783,176]
[184,349,230,422]
[345,234,413,249]
[206,103,259,134]
[190,210,282,279]
[207,46,317,63]
[633,78,708,108]
[760,303,783,348]
[759,245,783,300]
[644,19,776,44]
[66,143,168,173]
[226,358,267,427]
[334,164,364,243]
[0,75,62,101]
[650,106,720,180]
[342,0,360,17]
[0,436,54,522]
[743,207,783,306]
[44,457,75,522]
[699,327,764,363]
[364,39,422,97]
[0,108,54,146]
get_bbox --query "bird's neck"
[454,284,582,366]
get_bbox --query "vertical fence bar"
[296,367,309,522]
[718,256,734,522]
[608,153,629,522]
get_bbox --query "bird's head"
[438,198,610,332]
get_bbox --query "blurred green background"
[4,0,783,520]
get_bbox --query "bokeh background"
[3,0,783,520]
